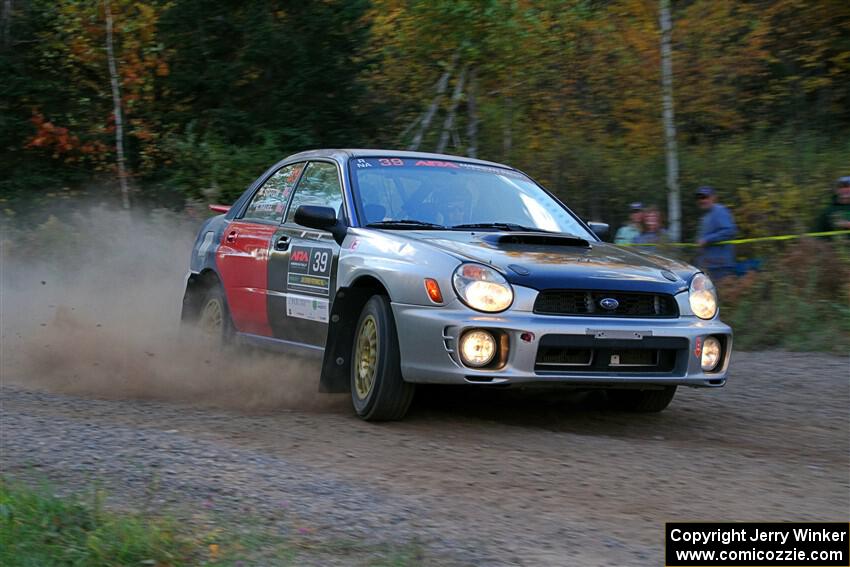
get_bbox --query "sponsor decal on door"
[286,294,330,323]
[287,245,332,296]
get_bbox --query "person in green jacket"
[814,176,850,234]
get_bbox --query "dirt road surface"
[2,351,848,565]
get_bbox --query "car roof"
[283,148,516,171]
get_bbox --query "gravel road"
[1,351,848,566]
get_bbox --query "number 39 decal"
[312,249,329,274]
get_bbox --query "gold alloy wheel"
[199,298,223,337]
[354,314,379,400]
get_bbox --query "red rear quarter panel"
[215,220,276,336]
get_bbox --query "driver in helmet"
[433,185,471,226]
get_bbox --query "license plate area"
[610,349,659,367]
[587,329,651,340]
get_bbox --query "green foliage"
[0,0,81,201]
[720,239,850,352]
[163,125,283,202]
[679,130,850,239]
[155,0,373,165]
[0,0,372,207]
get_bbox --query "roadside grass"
[0,479,202,566]
[719,239,850,352]
[0,479,427,566]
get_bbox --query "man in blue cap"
[695,186,737,279]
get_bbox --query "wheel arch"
[180,268,223,323]
[319,274,392,393]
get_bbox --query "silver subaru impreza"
[182,149,732,421]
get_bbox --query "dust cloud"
[0,204,344,412]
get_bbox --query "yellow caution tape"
[621,229,850,247]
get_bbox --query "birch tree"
[1,0,11,49]
[435,64,467,153]
[659,0,680,241]
[407,54,458,151]
[465,66,478,158]
[104,0,129,209]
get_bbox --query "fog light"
[701,336,722,371]
[459,330,496,368]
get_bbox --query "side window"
[242,162,305,223]
[286,161,344,224]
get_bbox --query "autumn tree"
[1,0,848,232]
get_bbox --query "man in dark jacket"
[814,176,850,234]
[695,186,737,279]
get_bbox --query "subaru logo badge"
[600,298,619,310]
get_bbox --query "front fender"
[337,229,461,306]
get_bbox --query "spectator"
[814,176,850,235]
[614,202,643,244]
[695,186,737,279]
[635,205,667,244]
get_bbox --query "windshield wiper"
[365,219,447,230]
[450,222,552,233]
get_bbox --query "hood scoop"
[481,232,591,248]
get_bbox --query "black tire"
[607,386,677,413]
[195,284,235,347]
[350,295,415,421]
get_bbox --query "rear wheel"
[196,284,234,347]
[607,386,677,413]
[350,295,414,421]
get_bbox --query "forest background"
[1,0,848,349]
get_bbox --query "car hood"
[398,230,694,294]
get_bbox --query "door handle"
[275,235,291,251]
[225,230,238,243]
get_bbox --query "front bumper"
[391,299,732,388]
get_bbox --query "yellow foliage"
[733,178,812,238]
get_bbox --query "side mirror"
[294,205,347,244]
[587,222,609,239]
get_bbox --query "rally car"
[182,149,732,421]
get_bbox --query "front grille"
[534,335,688,374]
[534,290,679,318]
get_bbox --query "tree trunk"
[451,127,461,150]
[502,83,513,161]
[466,66,478,158]
[397,113,420,145]
[104,0,130,210]
[436,64,467,154]
[659,0,680,241]
[408,54,458,151]
[1,0,12,49]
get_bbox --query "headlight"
[452,263,513,312]
[689,273,718,319]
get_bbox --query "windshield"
[348,157,593,237]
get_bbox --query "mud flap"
[180,273,204,323]
[319,286,374,393]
